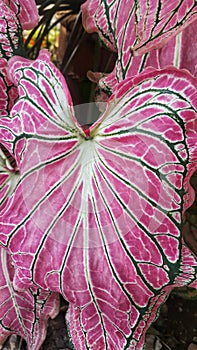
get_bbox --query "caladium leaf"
[82,0,197,103]
[8,0,39,30]
[0,0,25,210]
[133,0,197,55]
[0,51,197,349]
[0,1,23,209]
[88,18,197,101]
[0,0,24,118]
[0,0,38,164]
[81,0,197,56]
[0,0,38,117]
[150,19,197,76]
[0,1,22,60]
[0,247,59,348]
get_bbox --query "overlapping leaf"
[0,0,39,200]
[0,51,196,348]
[86,15,197,100]
[8,0,39,30]
[0,247,59,348]
[82,0,197,105]
[0,0,38,117]
[0,0,22,119]
[0,0,24,211]
[82,0,197,55]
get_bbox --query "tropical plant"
[0,0,197,349]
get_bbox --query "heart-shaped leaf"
[0,50,197,349]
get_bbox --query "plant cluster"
[0,0,197,349]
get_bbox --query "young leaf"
[1,52,197,349]
[0,247,59,348]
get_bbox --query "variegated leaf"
[0,0,23,118]
[81,0,197,56]
[0,0,38,117]
[0,247,59,349]
[0,61,18,117]
[89,18,197,101]
[0,1,23,60]
[67,239,197,349]
[0,51,197,349]
[134,0,197,55]
[82,0,197,104]
[8,0,39,30]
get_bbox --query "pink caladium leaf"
[0,51,197,349]
[82,1,197,103]
[0,0,24,118]
[66,239,197,350]
[0,247,59,348]
[89,18,197,101]
[133,0,197,55]
[8,0,39,30]
[0,0,22,60]
[82,0,197,56]
[0,61,18,117]
[0,0,24,206]
[0,0,38,118]
[0,1,23,207]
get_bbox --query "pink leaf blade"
[94,19,197,100]
[82,0,197,56]
[82,0,197,99]
[81,0,117,52]
[134,0,197,55]
[9,0,39,30]
[8,50,84,168]
[0,1,22,59]
[0,1,22,125]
